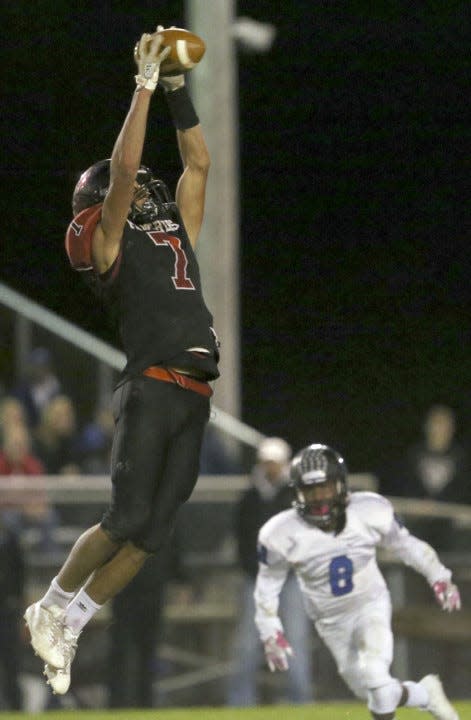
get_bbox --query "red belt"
[143,366,213,397]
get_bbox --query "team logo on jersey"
[70,220,83,236]
[129,218,180,233]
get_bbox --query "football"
[158,28,206,76]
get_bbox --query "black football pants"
[101,375,210,552]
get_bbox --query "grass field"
[1,703,471,720]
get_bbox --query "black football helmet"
[290,444,349,530]
[71,158,174,223]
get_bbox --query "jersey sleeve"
[253,520,290,642]
[64,205,103,271]
[378,502,452,586]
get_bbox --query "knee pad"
[367,680,403,715]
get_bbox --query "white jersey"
[254,491,451,641]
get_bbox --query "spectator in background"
[0,424,58,554]
[13,347,62,428]
[77,406,114,475]
[0,513,25,710]
[390,404,471,550]
[0,423,44,476]
[107,522,191,708]
[226,437,314,706]
[33,395,81,475]
[72,407,114,526]
[402,405,471,503]
[0,396,28,443]
[199,424,241,475]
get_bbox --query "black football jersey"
[65,206,219,381]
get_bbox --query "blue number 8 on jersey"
[329,555,354,596]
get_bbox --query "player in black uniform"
[24,28,219,695]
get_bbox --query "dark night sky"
[1,1,470,474]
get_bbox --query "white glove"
[263,631,293,672]
[433,580,461,612]
[134,30,171,92]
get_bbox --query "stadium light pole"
[185,0,241,421]
[185,2,276,426]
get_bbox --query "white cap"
[257,437,292,464]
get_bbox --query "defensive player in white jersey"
[254,444,461,720]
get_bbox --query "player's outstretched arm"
[380,506,461,613]
[160,70,210,249]
[93,33,170,273]
[174,124,210,249]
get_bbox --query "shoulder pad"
[350,491,394,531]
[65,204,103,271]
[259,508,297,542]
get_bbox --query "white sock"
[64,588,103,634]
[403,681,429,708]
[41,576,76,610]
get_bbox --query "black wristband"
[165,86,200,130]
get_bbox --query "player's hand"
[433,580,461,612]
[263,631,293,672]
[134,28,171,92]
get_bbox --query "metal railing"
[0,281,264,448]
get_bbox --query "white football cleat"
[44,664,70,695]
[43,626,80,695]
[419,675,459,720]
[24,602,67,668]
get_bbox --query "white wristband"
[135,74,158,91]
[135,62,160,91]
